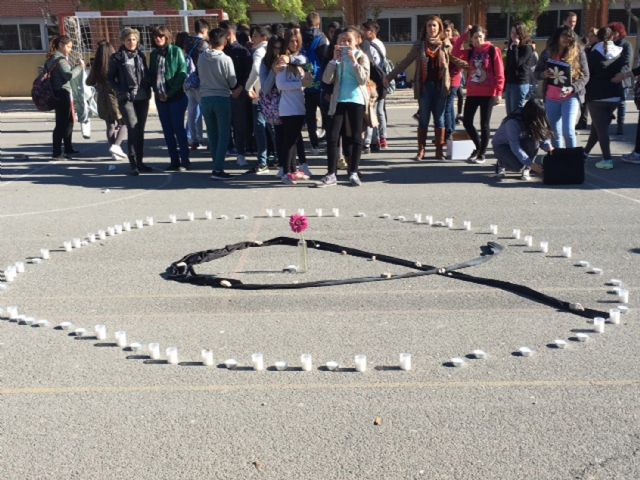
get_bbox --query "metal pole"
[182,0,189,32]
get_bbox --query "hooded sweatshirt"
[586,41,625,102]
[453,33,505,97]
[197,48,237,98]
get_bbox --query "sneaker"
[338,157,348,170]
[622,151,640,164]
[276,167,284,178]
[317,173,337,187]
[362,147,371,155]
[467,150,478,162]
[455,114,463,125]
[253,165,270,175]
[164,165,181,172]
[316,128,326,139]
[470,154,486,164]
[595,159,614,170]
[292,170,307,181]
[349,172,362,186]
[300,163,313,179]
[494,167,506,178]
[371,143,380,153]
[211,171,232,180]
[109,144,127,159]
[236,154,248,167]
[310,146,321,155]
[520,167,531,181]
[282,173,297,185]
[379,137,388,149]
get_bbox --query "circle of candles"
[58,321,73,330]
[15,262,25,273]
[135,220,144,229]
[512,229,521,240]
[205,211,213,220]
[148,343,161,360]
[266,208,274,217]
[251,353,265,371]
[518,347,533,357]
[539,241,549,254]
[74,327,87,337]
[325,361,339,371]
[165,347,179,365]
[94,324,107,340]
[123,222,132,232]
[471,349,487,359]
[489,224,498,235]
[354,354,367,372]
[201,349,214,366]
[169,214,177,223]
[114,331,127,348]
[300,353,313,371]
[562,246,572,258]
[523,235,533,247]
[332,208,340,217]
[609,309,621,324]
[399,353,412,371]
[450,357,465,367]
[224,359,238,369]
[463,220,471,231]
[40,249,50,260]
[593,317,605,334]
[274,360,288,371]
[553,339,568,349]
[578,260,590,267]
[576,333,590,342]
[618,289,630,304]
[315,208,323,217]
[145,217,154,226]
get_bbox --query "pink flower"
[289,214,309,234]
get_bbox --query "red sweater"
[453,33,505,97]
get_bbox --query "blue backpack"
[302,34,324,92]
[184,39,202,90]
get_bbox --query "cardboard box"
[447,138,476,160]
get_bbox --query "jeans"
[52,90,73,156]
[156,94,190,167]
[252,103,267,168]
[185,88,203,145]
[418,81,445,130]
[119,99,149,163]
[505,83,530,115]
[585,100,618,160]
[444,86,459,137]
[463,96,496,155]
[327,102,365,174]
[201,96,231,172]
[365,98,387,146]
[545,96,580,148]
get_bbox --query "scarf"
[156,48,168,99]
[421,39,446,82]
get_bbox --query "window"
[486,12,510,39]
[535,9,583,38]
[559,10,582,35]
[377,17,412,43]
[608,9,640,35]
[0,23,43,51]
[321,16,343,34]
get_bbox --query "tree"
[498,0,552,34]
[193,0,339,23]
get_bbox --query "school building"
[0,0,636,96]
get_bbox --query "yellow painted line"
[2,379,639,397]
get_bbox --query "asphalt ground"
[1,98,640,479]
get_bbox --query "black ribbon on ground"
[164,236,608,319]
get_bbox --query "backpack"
[184,39,201,90]
[31,57,62,111]
[301,34,324,91]
[370,41,395,96]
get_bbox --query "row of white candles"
[266,208,340,218]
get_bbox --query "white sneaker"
[622,151,640,164]
[349,172,362,186]
[520,167,531,181]
[109,144,127,159]
[236,154,248,167]
[316,128,326,139]
[299,163,313,179]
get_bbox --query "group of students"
[44,11,640,184]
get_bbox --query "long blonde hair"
[548,26,583,79]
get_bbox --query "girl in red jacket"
[453,25,505,163]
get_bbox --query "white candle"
[148,343,161,360]
[15,262,25,273]
[356,212,366,217]
[201,349,215,366]
[165,347,179,365]
[618,289,629,304]
[63,241,73,252]
[98,230,107,240]
[40,248,50,260]
[562,246,572,258]
[576,333,589,342]
[524,235,533,247]
[266,208,274,217]
[397,215,406,221]
[414,213,422,223]
[88,233,96,243]
[445,217,454,228]
[123,222,132,232]
[274,360,288,371]
[205,210,213,220]
[332,208,340,217]
[325,361,339,371]
[135,220,144,229]
[512,229,521,240]
[251,352,265,371]
[94,324,107,340]
[300,353,313,371]
[489,224,498,235]
[36,319,50,328]
[187,212,195,221]
[471,349,487,359]
[169,214,177,223]
[315,208,323,217]
[609,279,623,287]
[609,308,621,324]
[106,227,115,236]
[298,208,305,215]
[553,339,568,349]
[114,225,123,234]
[539,241,549,254]
[518,347,533,357]
[578,260,590,267]
[450,357,465,367]
[424,215,433,226]
[399,353,412,371]
[145,216,154,226]
[74,327,87,337]
[354,354,367,372]
[618,305,630,314]
[219,214,228,220]
[7,307,18,320]
[463,220,471,231]
[590,267,603,275]
[593,317,605,333]
[58,321,73,330]
[278,208,286,218]
[114,330,127,348]
[224,359,238,369]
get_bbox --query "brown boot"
[415,128,427,161]
[434,127,446,160]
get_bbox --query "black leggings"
[327,102,365,174]
[119,99,149,163]
[585,101,617,160]
[278,115,305,174]
[52,90,73,156]
[463,96,495,156]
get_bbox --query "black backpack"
[31,57,62,111]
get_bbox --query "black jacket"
[224,41,252,88]
[107,46,150,102]
[505,43,534,84]
[586,43,625,102]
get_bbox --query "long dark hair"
[597,26,615,55]
[47,35,72,59]
[262,34,283,70]
[547,26,582,79]
[511,21,531,45]
[521,99,553,143]
[467,25,487,48]
[86,40,114,85]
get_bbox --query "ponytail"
[47,35,72,59]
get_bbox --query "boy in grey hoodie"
[198,28,238,179]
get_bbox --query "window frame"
[0,18,46,52]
